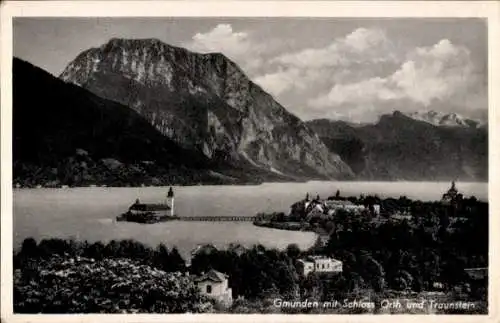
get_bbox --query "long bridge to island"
[121,190,264,223]
[176,216,258,222]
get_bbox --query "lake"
[13,181,487,259]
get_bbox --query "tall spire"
[448,181,457,194]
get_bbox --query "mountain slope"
[13,57,270,187]
[306,111,488,181]
[59,38,354,180]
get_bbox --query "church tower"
[441,181,458,205]
[167,187,175,216]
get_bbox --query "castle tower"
[167,187,175,216]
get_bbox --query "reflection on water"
[13,181,487,259]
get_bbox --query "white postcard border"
[1,1,499,323]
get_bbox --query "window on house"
[206,285,212,294]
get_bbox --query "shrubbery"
[14,255,213,313]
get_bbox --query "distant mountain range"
[12,38,488,186]
[405,111,486,129]
[306,111,487,181]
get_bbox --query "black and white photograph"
[1,1,498,320]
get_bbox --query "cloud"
[309,77,396,107]
[391,39,475,105]
[252,27,397,97]
[253,67,328,96]
[185,26,399,98]
[273,27,395,69]
[187,24,251,57]
[184,25,486,123]
[309,39,481,121]
[253,68,302,96]
[184,24,266,75]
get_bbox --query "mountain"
[13,57,278,187]
[59,38,354,180]
[406,110,486,129]
[306,111,488,181]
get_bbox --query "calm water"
[13,181,487,259]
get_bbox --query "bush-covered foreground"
[14,255,213,313]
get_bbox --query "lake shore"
[13,181,488,261]
[12,178,488,190]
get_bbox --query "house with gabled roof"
[194,269,233,306]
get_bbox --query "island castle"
[117,187,176,223]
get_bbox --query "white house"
[297,256,343,276]
[194,269,233,306]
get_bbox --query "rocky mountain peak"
[59,39,354,180]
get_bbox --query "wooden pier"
[177,216,258,222]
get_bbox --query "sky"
[13,18,487,123]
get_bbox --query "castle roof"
[129,203,171,211]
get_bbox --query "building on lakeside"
[296,255,343,277]
[291,192,381,220]
[117,187,176,223]
[128,186,175,217]
[390,210,413,222]
[323,199,367,214]
[128,201,171,217]
[194,269,233,306]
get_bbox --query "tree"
[309,236,325,255]
[85,241,105,260]
[20,237,38,258]
[154,243,170,271]
[286,244,301,260]
[169,247,186,272]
